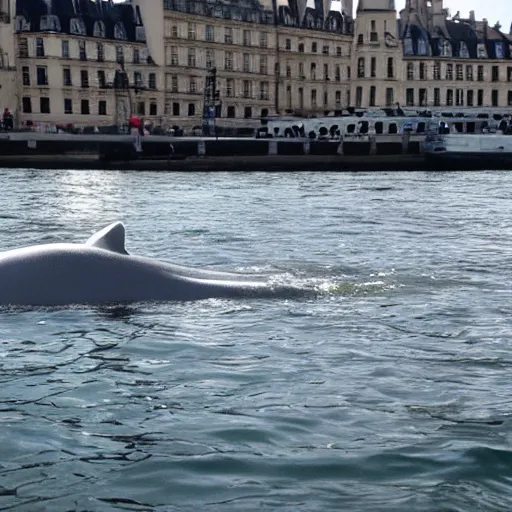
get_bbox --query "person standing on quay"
[2,108,13,131]
[129,115,143,153]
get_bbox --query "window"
[40,97,50,113]
[81,99,90,114]
[387,58,394,78]
[226,79,234,97]
[311,63,316,80]
[116,46,124,64]
[188,103,195,116]
[456,64,463,80]
[466,65,473,81]
[225,51,233,70]
[62,40,69,58]
[225,27,233,44]
[80,70,89,88]
[456,89,463,106]
[149,73,156,90]
[407,62,414,80]
[150,102,157,116]
[312,42,317,53]
[299,63,304,79]
[137,102,145,115]
[311,89,317,108]
[445,64,453,80]
[97,42,104,62]
[189,76,197,93]
[227,105,235,118]
[172,102,180,116]
[79,40,87,61]
[188,48,196,67]
[243,30,251,46]
[206,49,215,69]
[386,87,394,106]
[243,80,251,98]
[171,25,178,38]
[336,46,342,57]
[260,55,267,75]
[260,32,267,48]
[477,89,484,106]
[36,38,44,57]
[19,38,28,57]
[357,57,365,78]
[433,62,440,80]
[322,45,329,55]
[335,90,341,105]
[98,100,107,115]
[492,66,499,82]
[22,66,30,86]
[22,97,32,113]
[406,88,414,106]
[371,57,376,78]
[477,65,484,81]
[188,23,196,40]
[324,63,329,80]
[206,25,214,42]
[356,86,362,107]
[446,89,453,106]
[357,34,363,44]
[170,47,178,66]
[467,90,474,106]
[335,65,341,82]
[93,20,106,38]
[97,70,106,88]
[369,86,376,107]
[36,66,48,86]
[419,88,427,106]
[133,48,140,64]
[171,74,178,92]
[63,68,72,86]
[64,98,72,114]
[298,43,304,53]
[259,81,269,100]
[508,91,512,106]
[243,53,250,73]
[261,108,268,118]
[134,72,143,88]
[492,89,499,107]
[244,106,252,118]
[285,38,291,50]
[419,62,425,80]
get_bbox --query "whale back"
[85,222,128,255]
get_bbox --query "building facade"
[353,0,512,110]
[9,0,164,131]
[3,0,512,132]
[160,0,353,127]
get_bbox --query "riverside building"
[5,0,163,130]
[2,0,512,131]
[352,0,512,110]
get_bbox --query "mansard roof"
[401,17,512,59]
[15,0,146,43]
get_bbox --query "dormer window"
[70,18,86,35]
[93,20,106,38]
[15,15,30,32]
[114,22,127,40]
[441,39,452,57]
[40,15,61,32]
[459,41,469,58]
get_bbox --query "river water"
[0,169,512,511]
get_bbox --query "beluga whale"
[0,222,304,307]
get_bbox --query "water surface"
[0,170,512,511]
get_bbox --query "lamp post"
[202,67,220,138]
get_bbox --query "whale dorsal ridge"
[85,222,128,255]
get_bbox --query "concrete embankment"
[0,132,434,171]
